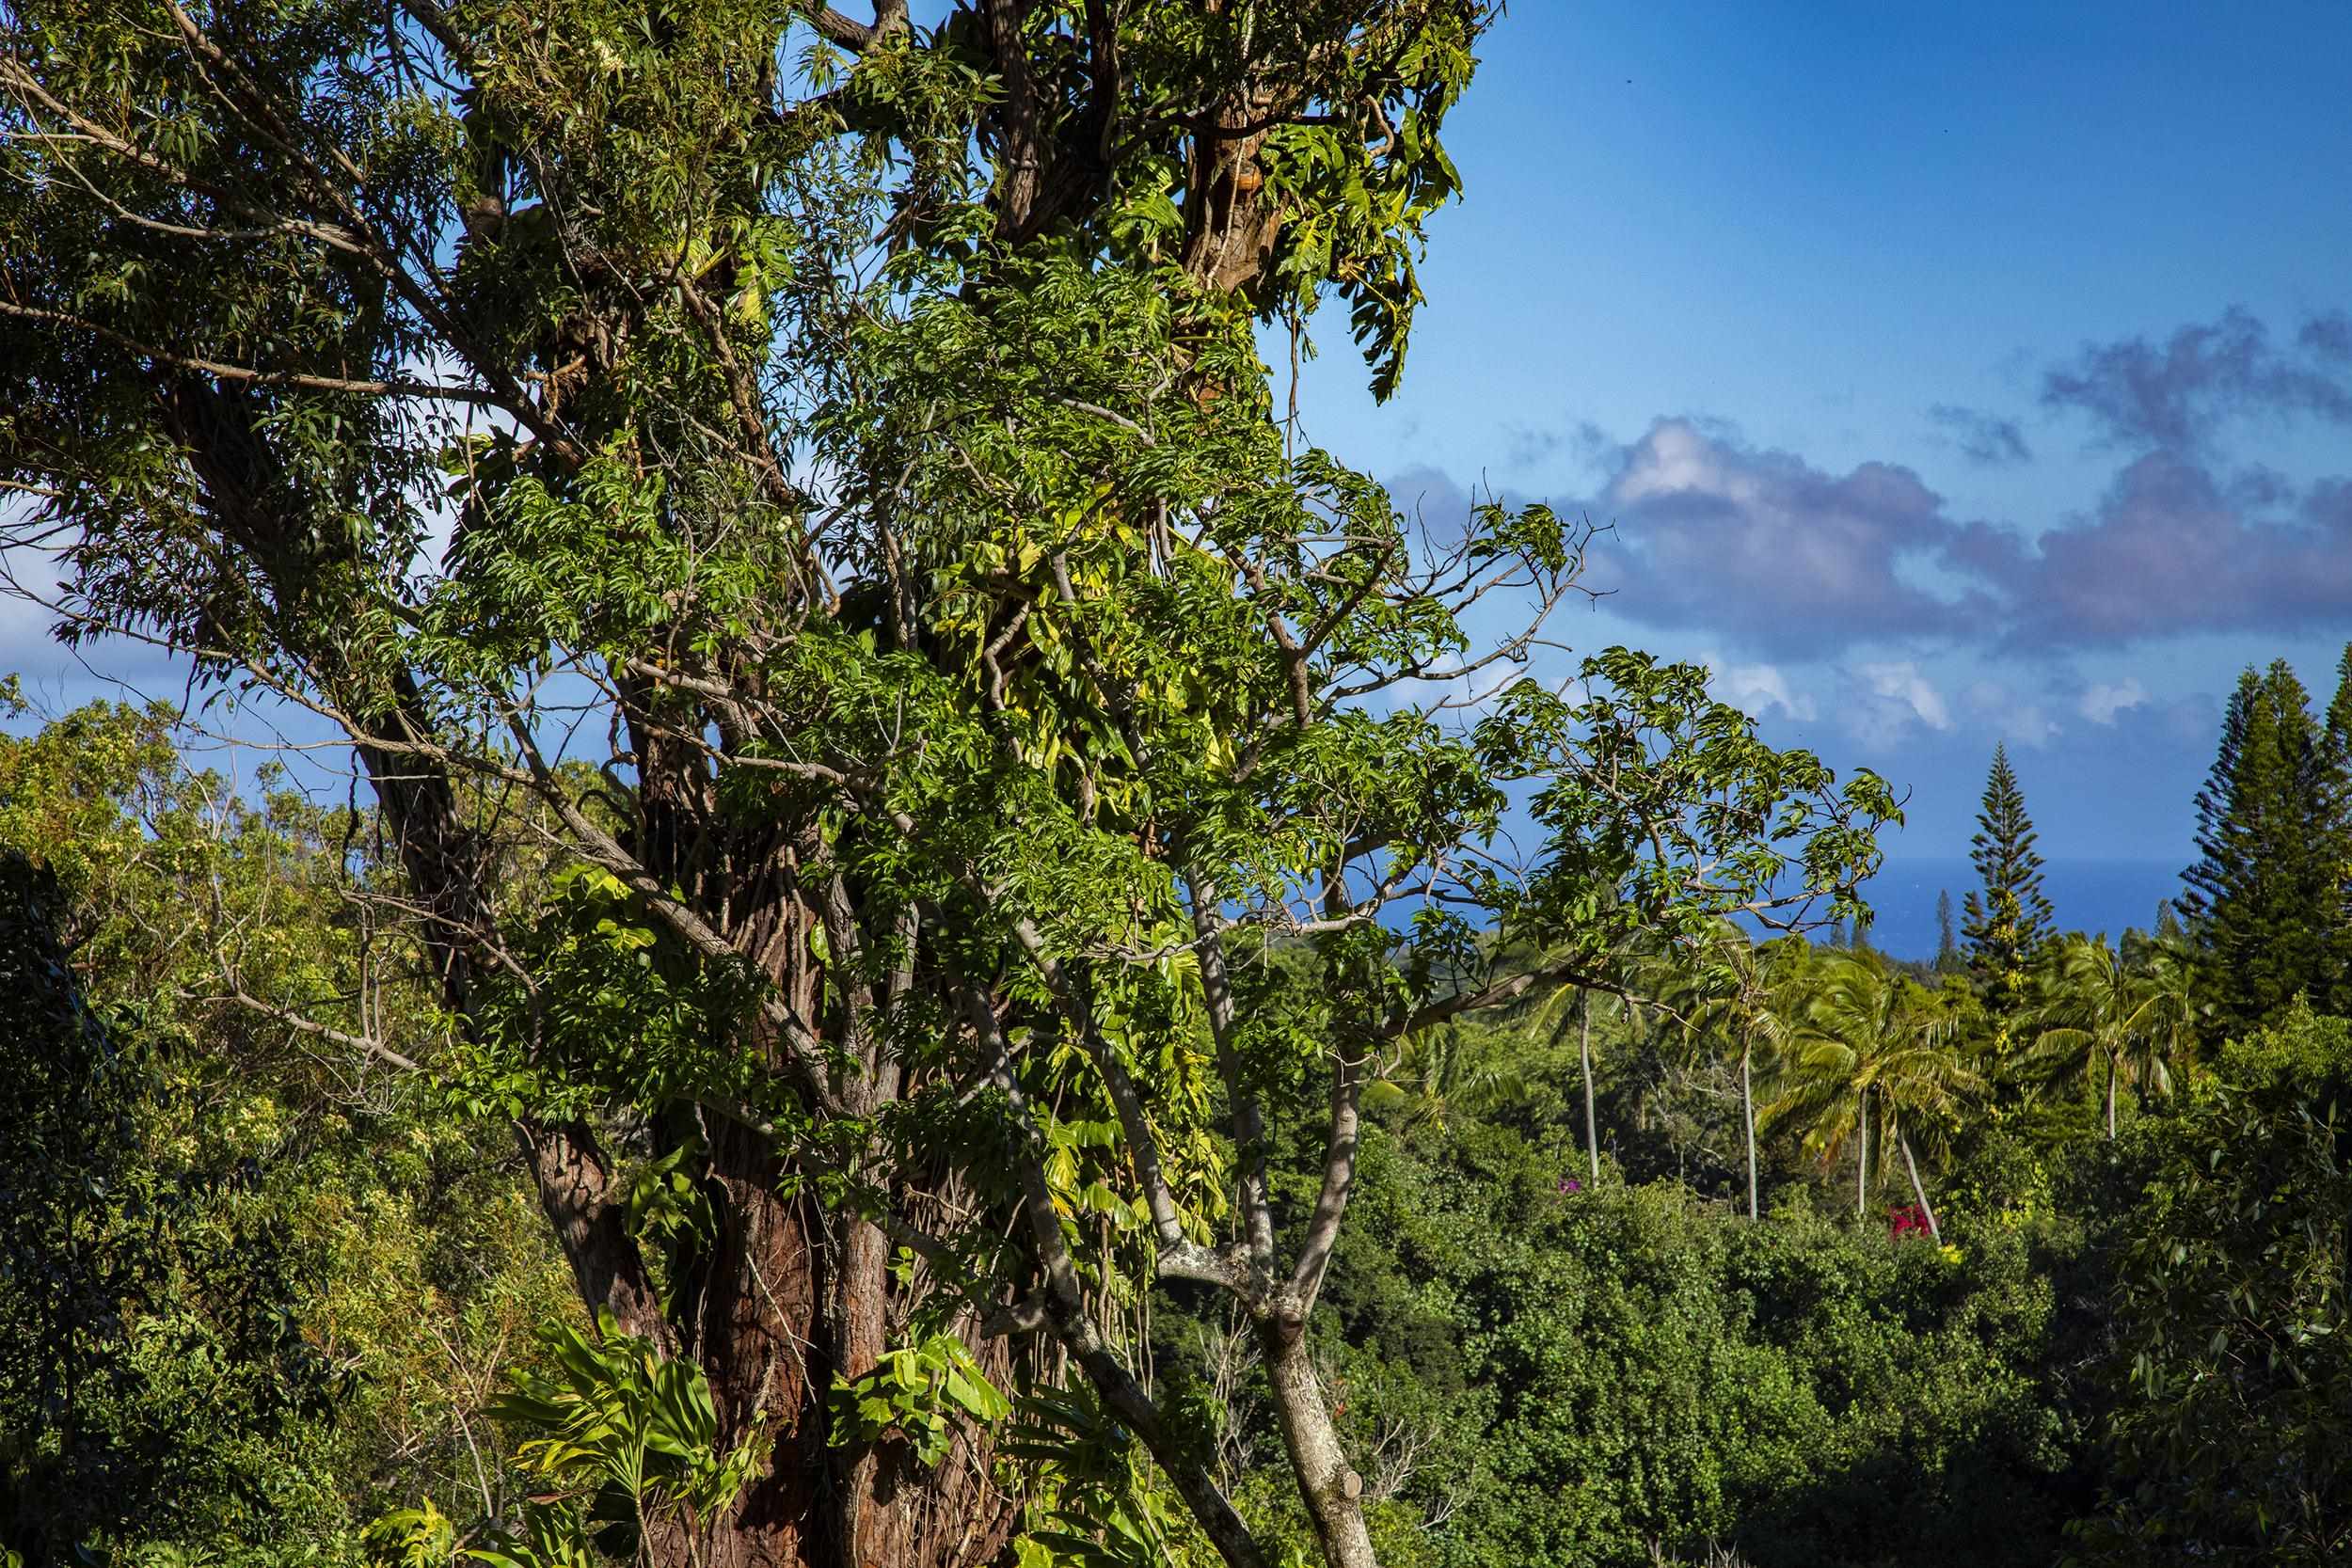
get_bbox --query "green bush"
[1291,1120,2078,1568]
[2082,1003,2352,1564]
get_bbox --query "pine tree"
[2320,642,2352,1015]
[2189,661,2331,1041]
[1934,890,1962,974]
[1963,743,2056,1022]
[2180,670,2258,931]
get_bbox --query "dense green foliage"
[2087,1004,2352,1563]
[2182,652,2352,1038]
[1295,1128,2081,1568]
[1961,744,2054,1026]
[5,674,2352,1566]
[4,0,2351,1561]
[0,701,577,1564]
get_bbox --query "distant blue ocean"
[1843,859,2184,960]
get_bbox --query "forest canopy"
[4,3,2351,1567]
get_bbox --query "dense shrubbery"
[2082,1005,2352,1564]
[6,0,2350,1553]
[1155,1083,2090,1568]
[0,748,576,1564]
[8,693,2352,1567]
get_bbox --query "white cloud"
[1836,660,1957,752]
[1856,661,1951,730]
[1581,419,1991,658]
[2078,677,2149,725]
[1962,678,2060,748]
[1703,655,1817,721]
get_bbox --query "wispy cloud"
[1929,404,2032,467]
[1962,679,2059,748]
[1838,660,1956,750]
[2041,307,2352,455]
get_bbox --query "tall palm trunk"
[1740,1040,1758,1221]
[1580,991,1600,1185]
[1854,1087,1868,1218]
[2106,1052,2119,1140]
[1899,1136,1941,1243]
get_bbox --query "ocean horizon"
[1839,857,2184,961]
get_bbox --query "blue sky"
[1295,1,2352,864]
[8,2,2349,884]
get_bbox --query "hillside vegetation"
[5,1,2351,1564]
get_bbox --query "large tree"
[2180,671,2259,935]
[1,3,1896,1563]
[2319,642,2352,1015]
[2183,661,2333,1043]
[1962,743,2055,1029]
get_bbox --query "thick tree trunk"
[362,722,1020,1568]
[683,1171,1020,1568]
[1260,1317,1377,1568]
[515,1118,671,1346]
[1899,1136,1940,1243]
[1741,1044,1758,1223]
[688,1141,826,1568]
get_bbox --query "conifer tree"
[1963,743,2056,1021]
[1935,889,1962,974]
[2182,669,2259,932]
[2320,642,2352,1014]
[2187,661,2330,1041]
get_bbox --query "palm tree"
[1521,979,1606,1186]
[2023,932,2197,1139]
[1651,923,1801,1221]
[1514,926,1666,1187]
[1767,953,1979,1239]
[1366,1020,1528,1134]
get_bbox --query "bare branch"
[0,301,503,405]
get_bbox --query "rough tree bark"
[2,2,1505,1562]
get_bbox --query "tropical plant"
[1648,925,1803,1220]
[2021,932,2196,1139]
[1511,979,1609,1187]
[1767,954,1979,1237]
[1365,1019,1533,1138]
[1001,1386,1219,1568]
[476,1312,765,1568]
